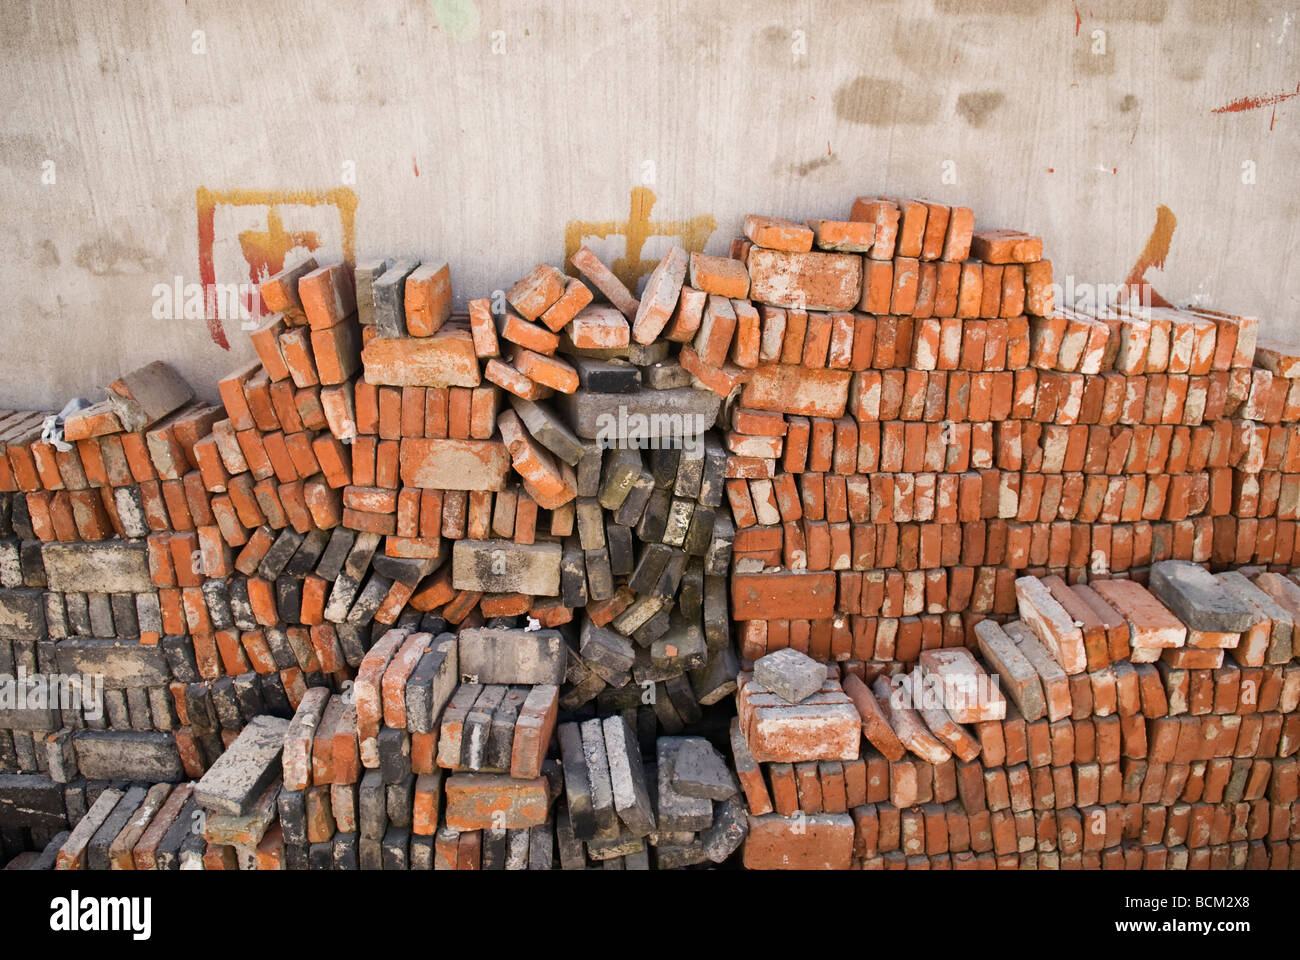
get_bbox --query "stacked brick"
[550,716,748,868]
[1,189,1297,871]
[723,206,1272,664]
[724,566,1298,869]
[709,197,1298,868]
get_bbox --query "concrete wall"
[0,0,1295,409]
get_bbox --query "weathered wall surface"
[0,0,1295,409]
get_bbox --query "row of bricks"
[767,752,1300,826]
[269,782,538,863]
[849,803,1298,865]
[729,469,1269,536]
[36,589,160,644]
[845,623,1300,714]
[169,626,349,693]
[841,368,1290,429]
[773,609,1300,720]
[172,676,301,739]
[148,583,558,681]
[44,779,517,871]
[731,722,1298,820]
[758,747,1299,822]
[735,418,1295,482]
[1,690,179,775]
[732,517,1229,577]
[11,361,1282,508]
[854,840,1298,870]
[692,293,1258,380]
[733,561,1289,634]
[729,472,1284,535]
[332,484,561,541]
[730,506,1300,574]
[314,380,501,442]
[726,247,1051,322]
[737,200,982,264]
[681,300,1042,373]
[761,506,1292,575]
[732,714,1296,815]
[924,305,1254,376]
[735,603,1292,666]
[6,402,221,490]
[249,819,551,870]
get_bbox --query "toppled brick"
[42,541,152,593]
[71,731,183,782]
[106,361,194,432]
[457,627,566,685]
[1091,578,1186,650]
[747,249,863,312]
[1014,575,1088,675]
[656,737,713,832]
[362,328,481,387]
[557,387,722,441]
[399,438,511,491]
[570,246,639,319]
[443,773,550,831]
[918,647,1006,724]
[841,673,906,762]
[753,647,826,704]
[603,714,656,836]
[195,715,290,815]
[452,539,561,595]
[974,618,1047,722]
[670,737,738,800]
[1148,560,1254,633]
[632,246,689,345]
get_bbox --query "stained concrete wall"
[0,0,1296,409]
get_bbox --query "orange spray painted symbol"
[1122,204,1177,309]
[565,186,717,292]
[197,187,357,348]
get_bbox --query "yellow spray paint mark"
[565,186,717,291]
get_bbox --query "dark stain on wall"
[74,235,158,277]
[834,76,942,126]
[1161,37,1205,81]
[956,91,1006,127]
[1073,41,1116,77]
[932,0,1047,14]
[787,153,838,178]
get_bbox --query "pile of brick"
[710,203,1298,868]
[0,191,1297,871]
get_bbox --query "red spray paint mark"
[413,156,420,177]
[1074,3,1081,36]
[1212,84,1299,114]
[195,201,228,350]
[827,140,832,156]
[1047,167,1054,173]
